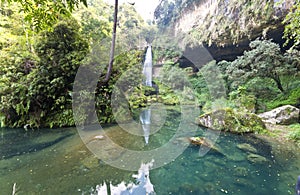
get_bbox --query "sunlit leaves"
[1,0,87,31]
[73,0,112,43]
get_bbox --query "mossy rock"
[198,108,266,134]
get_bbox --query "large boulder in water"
[258,105,299,125]
[198,108,265,134]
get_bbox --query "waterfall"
[143,46,152,87]
[139,45,153,145]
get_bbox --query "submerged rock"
[237,143,257,153]
[188,137,225,156]
[175,136,212,147]
[81,155,99,169]
[233,167,249,177]
[188,137,212,147]
[258,105,299,125]
[198,108,266,134]
[247,154,267,164]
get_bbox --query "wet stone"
[247,154,267,164]
[237,143,257,153]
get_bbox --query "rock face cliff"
[174,0,218,36]
[205,24,288,61]
[157,0,294,61]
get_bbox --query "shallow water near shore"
[0,109,299,194]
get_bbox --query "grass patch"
[266,87,300,110]
[287,124,300,142]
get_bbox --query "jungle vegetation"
[0,0,299,138]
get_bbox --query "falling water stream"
[142,45,153,87]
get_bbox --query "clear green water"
[0,109,299,194]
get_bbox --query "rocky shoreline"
[198,105,299,144]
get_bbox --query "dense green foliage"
[1,0,87,31]
[126,64,197,110]
[0,0,151,128]
[73,0,112,44]
[283,1,300,48]
[168,39,300,114]
[0,0,299,131]
[0,19,89,128]
[221,40,299,112]
[221,39,298,93]
[96,50,143,124]
[71,49,144,125]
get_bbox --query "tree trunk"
[273,75,284,93]
[102,0,118,84]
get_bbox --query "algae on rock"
[198,108,266,134]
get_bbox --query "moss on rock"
[198,108,266,134]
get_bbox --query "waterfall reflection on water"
[139,108,151,144]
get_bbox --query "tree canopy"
[219,39,298,93]
[1,0,87,30]
[0,19,89,127]
[0,0,152,128]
